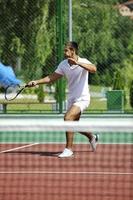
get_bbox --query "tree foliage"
[0,0,132,87]
[72,0,133,87]
[0,0,56,80]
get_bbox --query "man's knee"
[64,113,73,121]
[64,105,81,121]
[64,112,80,121]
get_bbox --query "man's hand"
[27,80,38,87]
[68,58,78,66]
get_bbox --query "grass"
[0,85,132,113]
[88,97,107,111]
[0,97,132,114]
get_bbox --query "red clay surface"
[0,144,133,200]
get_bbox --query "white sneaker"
[90,134,99,152]
[58,148,74,158]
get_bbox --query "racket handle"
[26,81,38,87]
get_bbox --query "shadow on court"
[4,151,61,157]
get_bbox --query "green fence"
[0,0,133,114]
[106,90,124,112]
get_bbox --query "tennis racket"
[5,84,28,101]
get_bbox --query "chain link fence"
[0,0,133,113]
[72,0,133,113]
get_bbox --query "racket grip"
[26,81,38,87]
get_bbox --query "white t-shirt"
[55,57,91,102]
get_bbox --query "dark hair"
[66,41,79,54]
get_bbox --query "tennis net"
[0,117,133,200]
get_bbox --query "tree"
[113,68,127,105]
[72,0,133,86]
[113,69,125,90]
[0,0,56,80]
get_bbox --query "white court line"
[0,143,39,154]
[0,171,133,175]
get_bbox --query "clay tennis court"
[0,116,133,200]
[0,142,133,200]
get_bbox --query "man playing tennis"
[27,41,99,158]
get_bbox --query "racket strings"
[5,85,22,100]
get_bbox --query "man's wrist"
[35,80,39,85]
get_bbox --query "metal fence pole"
[56,0,64,113]
[69,0,72,41]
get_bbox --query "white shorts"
[67,98,90,113]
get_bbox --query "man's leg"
[80,132,99,152]
[58,105,81,158]
[58,104,99,157]
[64,105,81,149]
[64,105,99,152]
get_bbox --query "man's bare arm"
[68,58,97,73]
[27,72,62,87]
